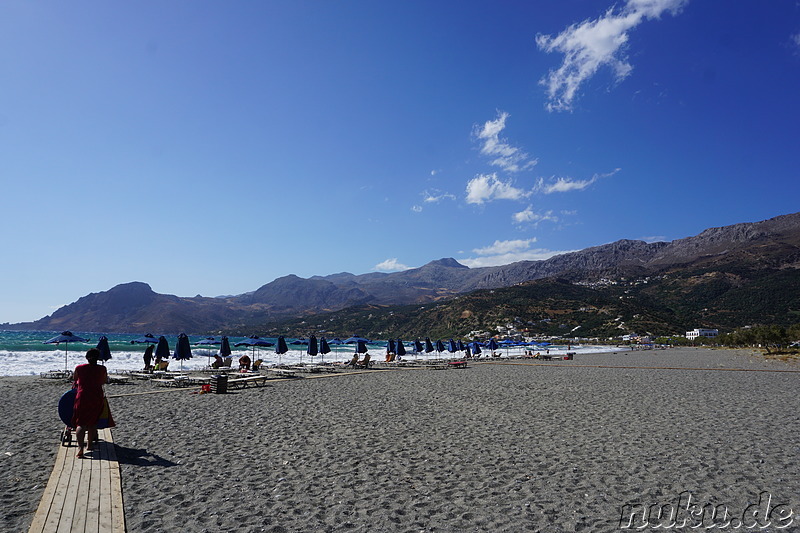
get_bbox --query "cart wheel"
[61,428,72,447]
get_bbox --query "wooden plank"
[97,429,113,533]
[28,437,69,533]
[105,430,126,533]
[57,445,83,533]
[85,441,102,533]
[68,448,89,533]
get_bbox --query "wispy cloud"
[537,0,688,112]
[792,32,800,53]
[512,206,557,225]
[375,258,411,272]
[422,189,456,203]
[459,238,573,268]
[537,169,619,194]
[473,111,537,172]
[465,173,531,205]
[410,205,423,213]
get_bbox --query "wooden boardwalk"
[29,428,126,533]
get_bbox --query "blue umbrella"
[131,333,159,344]
[220,336,232,357]
[328,338,343,345]
[173,333,193,372]
[396,339,406,357]
[414,339,424,354]
[469,342,482,356]
[307,335,318,361]
[436,340,445,358]
[465,345,472,357]
[344,336,369,344]
[44,331,90,372]
[424,337,434,353]
[447,339,457,353]
[319,337,331,362]
[195,336,221,365]
[155,336,171,363]
[387,339,396,355]
[457,340,466,352]
[487,339,499,355]
[235,336,274,358]
[275,336,288,364]
[355,340,368,354]
[96,336,112,363]
[290,339,308,345]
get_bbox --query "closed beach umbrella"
[131,333,159,345]
[319,337,331,362]
[435,340,445,358]
[447,339,457,353]
[387,339,396,354]
[424,337,434,353]
[307,335,318,360]
[220,336,232,358]
[396,339,406,357]
[44,331,90,373]
[457,340,466,352]
[469,342,482,356]
[414,339,424,354]
[173,333,193,373]
[275,336,288,364]
[96,336,112,363]
[155,336,171,363]
[487,339,499,355]
[355,340,368,354]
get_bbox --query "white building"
[686,328,718,340]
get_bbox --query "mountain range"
[8,212,800,337]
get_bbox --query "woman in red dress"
[72,348,112,458]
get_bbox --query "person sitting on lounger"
[239,354,251,371]
[348,354,359,367]
[211,354,223,368]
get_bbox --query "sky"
[1,0,799,324]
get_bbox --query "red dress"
[71,363,113,427]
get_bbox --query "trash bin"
[210,374,228,394]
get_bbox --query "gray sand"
[3,348,798,532]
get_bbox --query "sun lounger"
[268,368,298,378]
[227,375,270,389]
[40,370,73,380]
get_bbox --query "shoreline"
[3,347,798,532]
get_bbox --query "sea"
[0,330,618,377]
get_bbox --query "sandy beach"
[3,347,798,532]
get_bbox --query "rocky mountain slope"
[9,212,799,334]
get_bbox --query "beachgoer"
[239,354,251,370]
[143,344,154,371]
[72,348,113,458]
[348,354,359,367]
[212,354,223,369]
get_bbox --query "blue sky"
[1,0,798,324]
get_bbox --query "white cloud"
[474,111,537,172]
[411,205,423,213]
[512,206,557,225]
[473,238,538,256]
[537,169,619,194]
[466,173,531,204]
[422,189,456,203]
[375,258,411,272]
[537,0,688,111]
[459,238,574,268]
